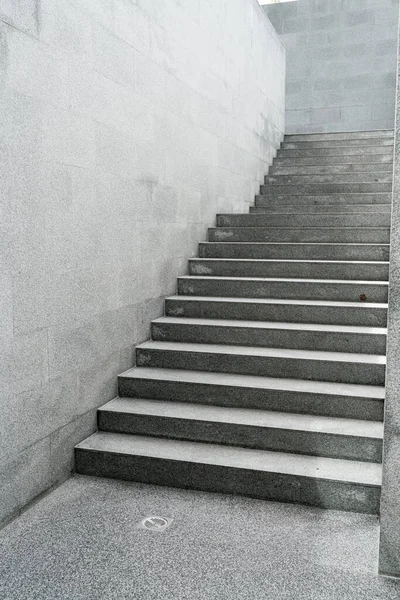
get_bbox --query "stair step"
[188,258,389,281]
[178,275,389,302]
[255,193,392,206]
[136,341,386,385]
[216,213,391,228]
[250,204,392,214]
[98,398,383,462]
[260,183,392,195]
[152,317,387,354]
[118,367,385,421]
[281,139,393,150]
[165,296,388,327]
[199,242,390,261]
[285,130,393,142]
[265,173,392,184]
[269,163,393,175]
[208,227,390,243]
[278,146,393,158]
[272,155,393,166]
[75,432,382,514]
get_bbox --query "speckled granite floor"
[0,475,399,600]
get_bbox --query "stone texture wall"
[379,13,400,579]
[264,0,398,133]
[0,0,285,526]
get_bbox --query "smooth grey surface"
[255,193,393,205]
[178,275,389,303]
[208,227,391,243]
[151,316,387,354]
[216,213,391,227]
[264,0,398,133]
[165,296,389,327]
[119,366,385,421]
[135,340,386,385]
[189,258,390,281]
[199,242,391,260]
[2,476,400,599]
[0,0,284,525]
[76,433,381,512]
[250,204,392,214]
[98,397,383,462]
[379,13,400,579]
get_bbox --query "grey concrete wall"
[379,14,400,580]
[0,0,285,526]
[264,0,398,134]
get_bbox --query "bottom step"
[75,432,381,514]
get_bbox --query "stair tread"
[77,432,382,485]
[201,242,391,247]
[191,258,389,265]
[121,367,385,398]
[101,397,384,438]
[154,316,387,335]
[212,226,390,229]
[179,275,389,285]
[168,295,388,308]
[137,340,386,365]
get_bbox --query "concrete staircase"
[76,130,394,514]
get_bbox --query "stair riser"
[188,260,389,281]
[118,375,384,421]
[151,322,386,355]
[217,214,391,228]
[208,228,390,243]
[178,278,388,302]
[270,163,393,175]
[98,411,382,463]
[199,242,390,261]
[260,183,392,195]
[75,449,381,514]
[273,155,393,166]
[285,131,393,142]
[255,194,392,206]
[250,205,392,214]
[282,140,393,149]
[265,174,392,184]
[165,299,388,327]
[278,147,392,157]
[136,348,386,385]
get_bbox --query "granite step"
[284,130,393,142]
[98,398,383,462]
[255,193,392,206]
[281,139,393,149]
[75,432,382,514]
[199,242,390,261]
[118,367,385,421]
[265,173,392,184]
[188,258,389,281]
[249,204,392,214]
[259,183,392,195]
[74,128,393,515]
[151,317,387,354]
[208,227,390,243]
[216,213,391,228]
[271,155,393,166]
[135,341,386,385]
[277,146,393,158]
[165,296,388,327]
[269,163,393,175]
[177,276,389,302]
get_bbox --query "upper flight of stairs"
[76,129,394,515]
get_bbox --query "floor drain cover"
[138,516,173,532]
